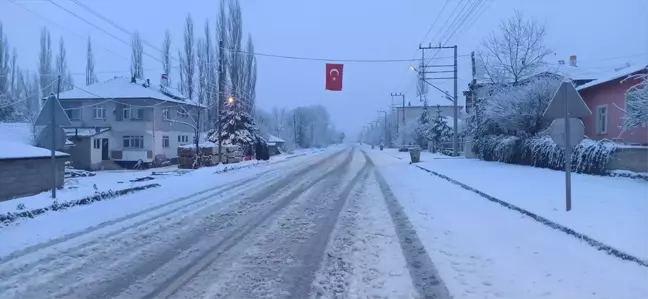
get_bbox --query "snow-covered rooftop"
[268,134,285,143]
[577,64,648,91]
[0,141,69,160]
[55,77,204,107]
[64,127,111,138]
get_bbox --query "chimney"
[558,60,565,65]
[161,73,168,86]
[569,55,577,67]
[408,101,411,106]
[130,76,136,83]
[146,78,151,87]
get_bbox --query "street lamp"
[227,96,235,104]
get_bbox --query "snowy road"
[0,146,444,299]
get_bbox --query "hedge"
[472,135,618,175]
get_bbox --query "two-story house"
[54,76,206,170]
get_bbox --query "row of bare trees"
[128,0,257,130]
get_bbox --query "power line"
[440,0,484,45]
[420,0,451,44]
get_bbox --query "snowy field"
[0,147,335,257]
[382,147,648,261]
[365,148,648,298]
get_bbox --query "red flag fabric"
[325,63,344,91]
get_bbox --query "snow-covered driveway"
[0,146,444,299]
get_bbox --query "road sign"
[37,124,67,150]
[543,80,592,119]
[35,94,71,126]
[543,80,592,213]
[549,118,585,149]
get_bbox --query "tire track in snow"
[361,150,451,299]
[137,149,356,299]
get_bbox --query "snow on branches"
[206,101,260,146]
[621,68,648,131]
[472,75,561,137]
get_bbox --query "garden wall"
[606,146,648,173]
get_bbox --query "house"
[391,94,464,135]
[267,134,285,156]
[52,75,206,170]
[0,123,69,201]
[463,56,599,113]
[577,64,648,145]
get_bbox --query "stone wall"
[606,147,648,173]
[0,157,68,202]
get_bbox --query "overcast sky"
[2,0,647,136]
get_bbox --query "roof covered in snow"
[55,77,204,107]
[577,64,648,91]
[0,123,69,160]
[0,141,69,160]
[268,134,285,143]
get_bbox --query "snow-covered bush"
[206,101,261,147]
[428,105,453,153]
[473,135,617,175]
[621,69,648,131]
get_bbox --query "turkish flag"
[325,63,344,91]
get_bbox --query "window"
[123,135,144,148]
[596,105,608,134]
[65,107,81,120]
[162,136,170,148]
[93,139,101,149]
[133,108,145,120]
[123,105,131,119]
[93,105,106,119]
[177,135,189,144]
[162,108,170,120]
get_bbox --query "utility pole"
[470,51,478,122]
[418,43,459,156]
[51,76,61,199]
[217,40,224,162]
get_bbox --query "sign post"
[35,78,71,199]
[543,79,592,211]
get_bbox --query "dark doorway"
[101,138,110,160]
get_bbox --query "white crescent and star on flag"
[329,68,340,80]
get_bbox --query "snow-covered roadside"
[0,150,315,215]
[0,148,336,258]
[379,147,648,261]
[311,151,416,299]
[365,150,648,298]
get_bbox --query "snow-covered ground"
[365,148,648,298]
[0,148,317,215]
[383,148,648,261]
[0,147,334,258]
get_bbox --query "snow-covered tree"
[414,100,431,147]
[206,99,260,146]
[182,14,196,100]
[86,36,97,86]
[477,10,552,84]
[54,36,74,90]
[161,30,172,86]
[242,34,257,114]
[429,105,453,152]
[0,23,12,121]
[203,21,217,124]
[130,31,144,80]
[621,69,648,131]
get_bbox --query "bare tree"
[130,31,144,80]
[243,34,256,113]
[204,21,216,116]
[196,38,207,104]
[161,29,172,85]
[477,10,552,84]
[177,49,185,94]
[214,0,228,129]
[86,36,98,86]
[38,27,53,96]
[227,0,243,104]
[0,23,13,121]
[182,14,196,100]
[55,37,74,91]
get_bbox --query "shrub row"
[472,135,618,175]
